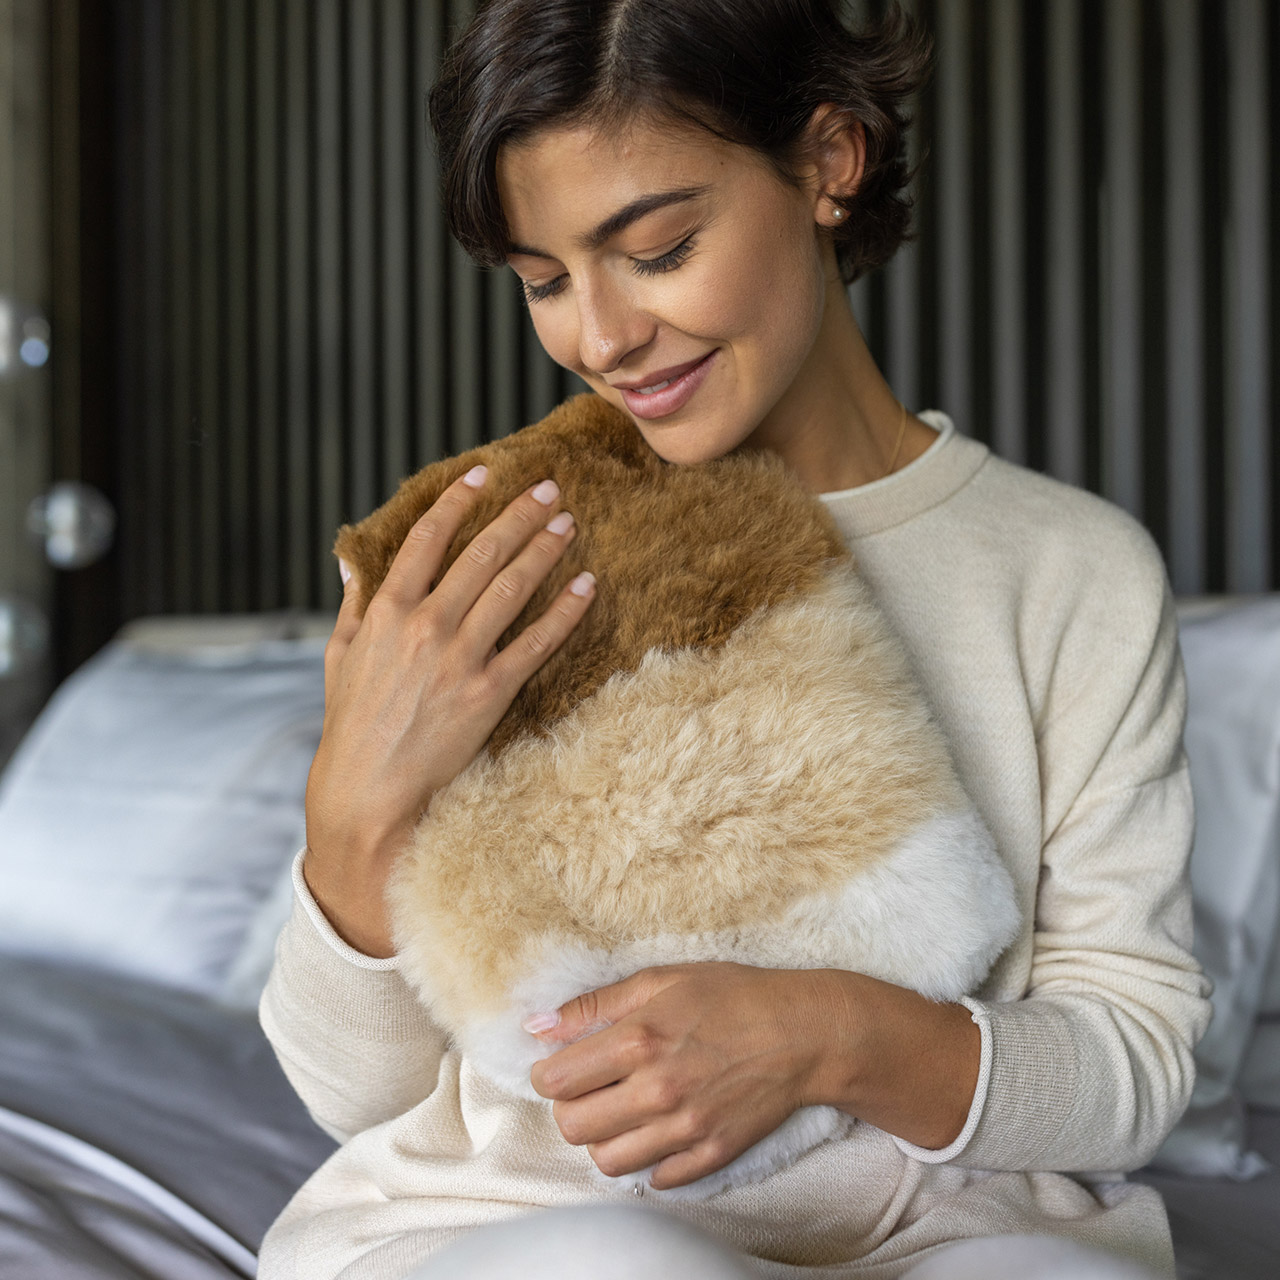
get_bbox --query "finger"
[484,569,597,703]
[647,1139,736,1191]
[425,477,566,631]
[452,505,579,652]
[323,559,367,697]
[587,1120,705,1182]
[550,1059,698,1147]
[377,464,490,608]
[530,1014,659,1102]
[550,1084,651,1149]
[332,558,365,641]
[648,1102,786,1190]
[525,971,651,1046]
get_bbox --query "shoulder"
[934,450,1173,665]
[959,453,1180,731]
[864,417,1169,613]
[832,423,1178,711]
[966,452,1167,605]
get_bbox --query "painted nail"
[463,464,488,488]
[546,511,575,536]
[531,479,559,505]
[522,1011,560,1034]
[338,559,351,585]
[569,572,596,597]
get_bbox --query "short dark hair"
[429,0,932,284]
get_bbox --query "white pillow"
[0,616,328,1003]
[1149,596,1280,1178]
[1239,909,1280,1109]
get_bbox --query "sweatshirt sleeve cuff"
[941,997,1081,1170]
[261,848,431,1044]
[291,847,399,971]
[891,996,992,1164]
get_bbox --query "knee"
[405,1204,757,1280]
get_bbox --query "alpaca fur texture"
[334,393,1019,1200]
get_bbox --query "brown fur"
[390,566,975,1022]
[333,393,851,755]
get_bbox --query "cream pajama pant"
[405,1205,1164,1280]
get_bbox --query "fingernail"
[338,559,351,585]
[522,1011,560,1034]
[569,572,595,597]
[531,479,559,505]
[546,511,574,536]
[463,464,487,488]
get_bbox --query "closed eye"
[630,234,697,278]
[519,235,699,306]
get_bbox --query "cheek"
[530,308,582,371]
[709,221,826,372]
[761,215,828,330]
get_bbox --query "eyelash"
[521,235,698,305]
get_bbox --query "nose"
[575,275,655,376]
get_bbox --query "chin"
[633,415,755,468]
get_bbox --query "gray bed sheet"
[1134,1109,1280,1280]
[0,953,336,1275]
[0,1114,249,1280]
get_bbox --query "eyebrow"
[506,186,711,259]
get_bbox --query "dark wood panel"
[314,0,346,606]
[224,0,253,614]
[61,0,1276,668]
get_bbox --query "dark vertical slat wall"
[1044,0,1086,486]
[223,0,251,614]
[164,0,193,609]
[1226,0,1271,592]
[1164,0,1206,591]
[112,0,1278,623]
[1103,0,1142,519]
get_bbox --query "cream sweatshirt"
[258,412,1212,1279]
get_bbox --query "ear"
[799,103,867,224]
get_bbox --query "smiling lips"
[636,376,675,394]
[615,351,717,420]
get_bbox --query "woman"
[258,2,1210,1276]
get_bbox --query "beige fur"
[388,564,975,1029]
[336,394,1019,1196]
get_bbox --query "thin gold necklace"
[883,401,908,479]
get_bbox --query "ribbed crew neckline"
[816,411,990,538]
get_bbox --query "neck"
[742,268,936,494]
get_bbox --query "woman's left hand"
[527,963,982,1189]
[526,963,840,1190]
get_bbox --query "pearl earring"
[832,206,845,222]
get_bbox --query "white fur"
[774,805,1021,1001]
[599,1106,858,1201]
[453,806,1018,1197]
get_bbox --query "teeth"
[637,379,673,395]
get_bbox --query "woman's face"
[497,115,840,466]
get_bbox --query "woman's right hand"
[302,467,596,958]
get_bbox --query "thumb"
[521,974,649,1044]
[332,558,366,642]
[323,559,366,702]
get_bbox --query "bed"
[0,599,1277,1278]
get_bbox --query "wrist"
[803,969,981,1151]
[301,844,399,959]
[291,850,402,970]
[799,968,872,1109]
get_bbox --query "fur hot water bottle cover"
[334,393,1019,1199]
